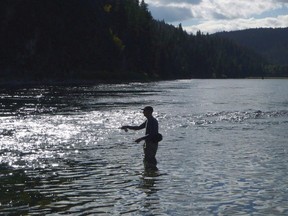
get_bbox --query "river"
[0,79,288,215]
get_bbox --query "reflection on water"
[0,80,288,215]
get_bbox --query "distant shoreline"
[246,77,288,79]
[1,77,288,88]
[0,78,158,88]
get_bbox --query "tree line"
[0,0,275,83]
[215,28,288,77]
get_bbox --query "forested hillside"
[215,28,288,65]
[0,0,274,82]
[215,28,288,77]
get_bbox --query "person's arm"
[135,134,149,143]
[121,121,146,131]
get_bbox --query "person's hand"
[121,126,128,132]
[135,138,143,143]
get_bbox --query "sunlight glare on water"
[0,79,288,215]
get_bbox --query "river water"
[0,79,288,215]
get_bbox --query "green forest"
[215,28,288,77]
[0,0,285,83]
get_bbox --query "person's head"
[142,106,153,117]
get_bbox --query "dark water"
[0,79,288,215]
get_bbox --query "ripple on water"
[1,81,288,215]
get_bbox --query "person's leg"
[143,142,158,170]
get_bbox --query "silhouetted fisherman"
[121,106,159,170]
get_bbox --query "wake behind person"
[121,106,160,171]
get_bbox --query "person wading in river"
[121,106,159,170]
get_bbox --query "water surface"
[0,79,288,215]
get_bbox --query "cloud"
[147,0,283,21]
[184,15,288,34]
[190,0,282,20]
[148,5,193,22]
[146,0,202,5]
[146,0,200,22]
[146,0,288,33]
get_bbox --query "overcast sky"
[145,0,288,34]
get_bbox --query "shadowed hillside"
[214,28,288,77]
[215,28,288,65]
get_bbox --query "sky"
[145,0,288,34]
